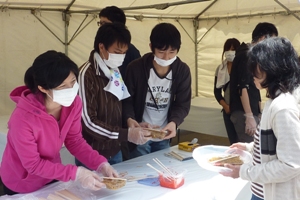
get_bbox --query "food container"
[144,128,169,140]
[178,141,200,152]
[158,169,187,189]
[159,174,184,189]
[102,177,127,190]
[147,159,187,189]
[192,145,252,173]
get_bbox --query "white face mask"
[154,56,177,67]
[224,50,235,62]
[50,82,79,107]
[103,51,125,69]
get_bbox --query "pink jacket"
[0,86,107,193]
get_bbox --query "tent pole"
[64,19,68,55]
[68,0,211,14]
[197,19,219,45]
[175,19,194,43]
[66,0,76,11]
[195,0,218,19]
[31,10,65,45]
[63,0,76,55]
[195,19,219,97]
[193,19,199,97]
[198,10,300,21]
[68,14,97,44]
[62,12,70,55]
[274,0,300,21]
[193,0,217,97]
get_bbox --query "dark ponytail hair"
[221,38,240,62]
[24,50,79,93]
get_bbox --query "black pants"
[2,179,58,195]
[3,182,17,195]
[222,111,238,144]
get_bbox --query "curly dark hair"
[248,37,300,99]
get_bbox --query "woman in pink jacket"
[0,50,118,195]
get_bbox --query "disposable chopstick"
[146,163,163,174]
[209,154,239,164]
[153,158,176,177]
[47,193,65,200]
[102,177,127,181]
[171,151,193,161]
[170,151,184,161]
[144,128,168,133]
[146,163,172,181]
[55,189,81,200]
[125,175,152,182]
[165,152,193,161]
[164,152,183,161]
[164,152,182,161]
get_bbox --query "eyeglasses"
[97,21,107,27]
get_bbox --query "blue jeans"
[75,150,122,168]
[251,194,264,200]
[107,151,123,165]
[130,139,170,159]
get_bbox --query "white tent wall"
[0,10,65,115]
[0,9,196,115]
[1,0,300,117]
[197,14,300,100]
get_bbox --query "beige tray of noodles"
[193,145,252,173]
[102,177,127,190]
[144,128,169,140]
[208,154,244,166]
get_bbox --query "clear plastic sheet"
[0,181,97,200]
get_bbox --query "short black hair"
[99,6,126,24]
[252,22,278,43]
[150,23,181,53]
[24,50,78,93]
[248,37,300,99]
[94,22,131,53]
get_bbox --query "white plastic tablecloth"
[1,146,251,200]
[0,115,9,162]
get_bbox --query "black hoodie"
[229,42,261,116]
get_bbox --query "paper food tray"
[192,145,252,173]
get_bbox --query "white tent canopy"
[2,0,300,18]
[1,0,300,115]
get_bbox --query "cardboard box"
[178,142,200,152]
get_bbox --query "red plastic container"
[159,174,184,189]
